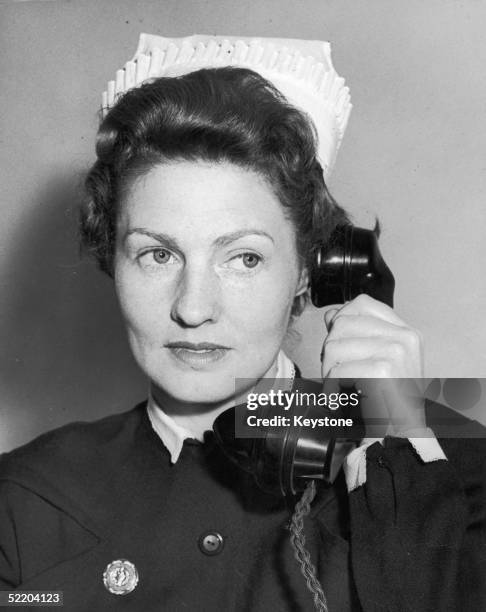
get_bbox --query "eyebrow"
[125,228,275,248]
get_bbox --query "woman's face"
[114,161,308,404]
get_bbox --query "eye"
[138,248,177,268]
[152,248,172,264]
[241,253,261,268]
[228,252,262,270]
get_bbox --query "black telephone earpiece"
[310,224,394,308]
[213,224,395,496]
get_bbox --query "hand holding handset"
[213,224,395,497]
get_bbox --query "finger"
[321,337,400,378]
[324,315,423,376]
[337,294,405,327]
[324,358,398,380]
[326,315,410,341]
[323,307,341,331]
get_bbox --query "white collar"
[146,350,296,463]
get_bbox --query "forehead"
[118,160,293,239]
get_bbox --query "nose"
[170,264,220,327]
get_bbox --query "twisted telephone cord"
[289,480,329,612]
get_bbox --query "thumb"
[324,307,340,331]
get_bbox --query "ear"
[290,267,310,319]
[295,266,310,297]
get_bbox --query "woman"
[0,35,484,611]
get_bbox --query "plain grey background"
[1,0,485,452]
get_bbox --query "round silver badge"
[103,559,139,595]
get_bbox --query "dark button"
[377,456,387,467]
[198,531,225,556]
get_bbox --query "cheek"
[114,268,165,342]
[230,272,297,339]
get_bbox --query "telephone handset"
[310,223,394,308]
[213,225,395,497]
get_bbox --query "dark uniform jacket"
[0,398,485,611]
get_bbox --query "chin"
[152,376,238,405]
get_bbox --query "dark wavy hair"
[81,66,349,313]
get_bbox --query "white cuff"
[344,438,381,492]
[397,427,448,462]
[343,431,447,492]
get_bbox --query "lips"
[166,341,230,350]
[165,341,231,368]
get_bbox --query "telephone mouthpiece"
[213,397,361,497]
